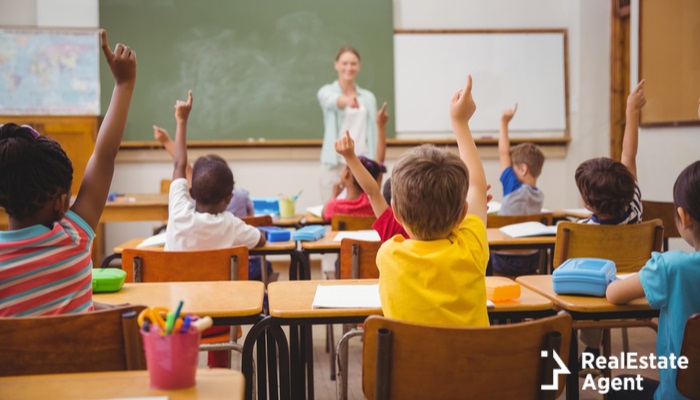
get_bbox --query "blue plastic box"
[552,258,617,297]
[258,226,291,242]
[291,225,326,241]
[252,197,279,216]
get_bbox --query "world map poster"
[0,28,99,115]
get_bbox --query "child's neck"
[8,204,58,230]
[520,175,537,187]
[344,185,363,201]
[195,203,224,214]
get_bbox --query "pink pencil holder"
[141,326,201,390]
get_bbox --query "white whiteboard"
[394,32,567,136]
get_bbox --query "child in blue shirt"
[606,160,700,399]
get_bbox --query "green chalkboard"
[99,0,395,142]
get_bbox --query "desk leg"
[267,331,279,400]
[243,317,291,400]
[257,332,268,400]
[305,324,315,400]
[288,250,309,281]
[289,324,303,399]
[567,328,579,400]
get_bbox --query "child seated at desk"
[606,160,700,400]
[0,30,136,316]
[164,90,265,368]
[376,75,490,327]
[575,80,646,369]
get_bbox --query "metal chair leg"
[335,328,364,400]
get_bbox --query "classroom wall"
[9,0,693,253]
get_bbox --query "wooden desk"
[243,278,555,400]
[516,275,658,400]
[93,281,265,324]
[302,229,557,252]
[0,369,244,400]
[302,213,327,225]
[109,236,309,280]
[272,214,304,227]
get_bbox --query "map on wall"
[0,28,99,115]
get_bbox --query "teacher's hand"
[340,94,360,109]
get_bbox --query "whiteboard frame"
[393,29,569,140]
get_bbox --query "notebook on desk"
[499,222,557,238]
[136,232,167,248]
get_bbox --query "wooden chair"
[331,214,377,231]
[552,219,664,366]
[642,200,681,251]
[241,215,273,227]
[159,178,172,194]
[677,313,700,399]
[334,238,382,399]
[121,247,249,363]
[0,304,147,376]
[487,212,554,276]
[362,313,572,400]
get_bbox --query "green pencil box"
[92,268,127,293]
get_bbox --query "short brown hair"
[391,145,468,240]
[511,143,545,178]
[335,46,360,62]
[575,157,635,217]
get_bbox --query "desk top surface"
[114,237,297,254]
[93,281,264,317]
[267,277,552,319]
[0,369,243,400]
[516,275,652,313]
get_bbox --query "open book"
[499,221,557,238]
[312,284,495,309]
[136,232,167,248]
[333,230,381,242]
[306,205,324,218]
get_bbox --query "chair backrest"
[677,313,700,399]
[0,304,147,376]
[121,247,249,283]
[331,214,377,231]
[642,200,681,250]
[338,238,381,280]
[552,219,664,273]
[160,179,172,194]
[241,215,273,227]
[487,212,554,229]
[362,313,572,400]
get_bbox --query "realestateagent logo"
[541,350,571,391]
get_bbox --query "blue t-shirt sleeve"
[500,167,522,196]
[638,252,669,309]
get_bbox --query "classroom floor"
[206,260,660,400]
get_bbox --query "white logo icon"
[541,350,571,390]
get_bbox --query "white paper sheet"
[306,205,324,217]
[136,232,167,248]
[499,222,557,238]
[333,230,381,242]
[487,201,502,214]
[312,284,382,308]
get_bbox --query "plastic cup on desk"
[279,198,296,218]
[141,326,200,390]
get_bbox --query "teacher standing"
[317,46,378,202]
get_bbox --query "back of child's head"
[391,145,468,240]
[511,143,545,178]
[382,177,392,205]
[575,157,635,217]
[351,156,385,192]
[673,160,700,234]
[191,154,233,205]
[0,123,73,220]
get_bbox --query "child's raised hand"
[376,102,389,126]
[174,90,193,123]
[501,103,518,124]
[450,74,476,123]
[335,130,355,158]
[626,80,646,112]
[100,29,136,87]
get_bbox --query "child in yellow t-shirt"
[376,75,490,327]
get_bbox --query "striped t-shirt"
[0,210,95,317]
[578,184,642,225]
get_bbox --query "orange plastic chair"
[331,214,377,231]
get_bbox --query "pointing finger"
[379,101,387,113]
[100,29,114,60]
[464,74,473,94]
[513,103,518,114]
[187,90,193,106]
[633,79,645,93]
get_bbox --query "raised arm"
[336,131,388,217]
[375,102,388,164]
[621,80,646,181]
[71,30,136,229]
[172,91,193,181]
[154,125,193,185]
[498,103,517,171]
[449,75,487,223]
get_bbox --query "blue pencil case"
[252,197,280,216]
[552,258,617,297]
[292,225,326,241]
[259,226,291,242]
[92,268,126,293]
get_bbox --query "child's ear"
[677,207,693,231]
[52,193,69,212]
[224,192,233,205]
[189,188,197,201]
